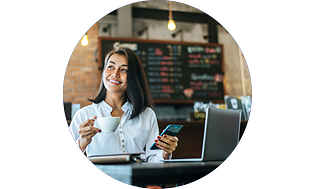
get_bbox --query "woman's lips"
[108,79,121,84]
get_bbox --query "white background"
[1,0,314,188]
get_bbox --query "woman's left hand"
[155,134,179,159]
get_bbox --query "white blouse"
[69,100,164,162]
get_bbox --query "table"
[94,161,222,187]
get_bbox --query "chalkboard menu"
[99,37,225,102]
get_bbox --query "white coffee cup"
[95,117,120,132]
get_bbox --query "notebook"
[163,107,241,162]
[88,153,144,164]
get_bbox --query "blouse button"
[122,140,125,143]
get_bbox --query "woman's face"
[103,53,128,96]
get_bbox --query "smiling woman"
[69,46,180,162]
[89,46,153,119]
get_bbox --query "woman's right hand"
[78,116,101,152]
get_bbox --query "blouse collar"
[121,100,132,112]
[94,100,132,115]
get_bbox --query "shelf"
[154,99,225,105]
[158,120,247,127]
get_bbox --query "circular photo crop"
[63,1,252,188]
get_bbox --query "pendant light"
[167,1,176,31]
[81,33,89,46]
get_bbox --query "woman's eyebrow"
[109,61,127,67]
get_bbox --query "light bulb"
[81,34,89,46]
[168,19,176,31]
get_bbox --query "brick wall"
[63,23,101,108]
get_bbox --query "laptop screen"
[201,107,241,161]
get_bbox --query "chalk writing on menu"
[102,39,224,101]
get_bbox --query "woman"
[69,46,179,162]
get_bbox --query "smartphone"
[150,124,183,150]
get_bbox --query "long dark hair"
[89,46,153,119]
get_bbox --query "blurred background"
[63,0,251,159]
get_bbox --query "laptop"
[163,107,241,162]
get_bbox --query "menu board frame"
[98,37,225,104]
